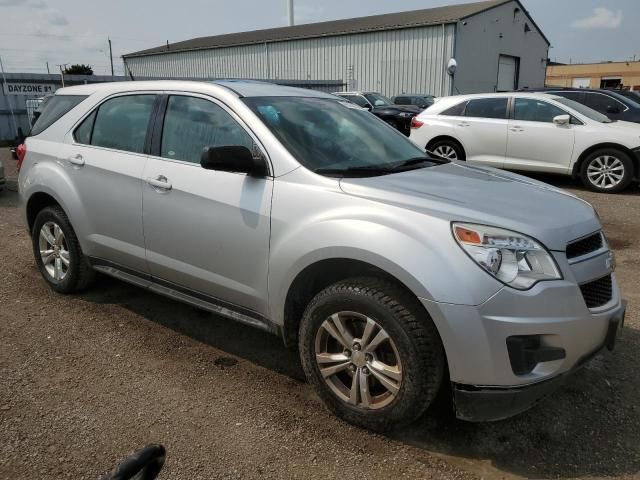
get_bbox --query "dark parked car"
[608,89,640,103]
[521,87,640,123]
[333,91,421,135]
[392,94,436,109]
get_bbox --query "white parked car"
[409,92,640,193]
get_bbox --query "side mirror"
[553,114,570,126]
[200,145,268,177]
[363,105,373,111]
[607,105,620,114]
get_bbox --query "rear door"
[69,93,157,272]
[505,97,575,173]
[141,93,273,315]
[454,97,509,167]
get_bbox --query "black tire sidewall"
[580,149,633,193]
[32,206,84,293]
[299,281,444,430]
[430,139,464,161]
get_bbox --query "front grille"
[567,232,603,259]
[580,275,613,309]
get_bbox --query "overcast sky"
[0,0,638,76]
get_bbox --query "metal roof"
[124,0,510,58]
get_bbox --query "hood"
[602,120,640,132]
[339,163,600,251]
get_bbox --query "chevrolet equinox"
[18,80,626,429]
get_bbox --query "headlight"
[452,223,562,290]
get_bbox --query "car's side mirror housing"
[200,145,268,177]
[364,104,373,111]
[607,105,620,114]
[553,114,571,126]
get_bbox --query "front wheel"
[580,149,633,193]
[299,277,445,431]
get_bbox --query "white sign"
[3,82,57,96]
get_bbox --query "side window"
[583,93,625,114]
[31,95,87,136]
[440,101,467,116]
[160,95,254,164]
[348,95,370,108]
[554,91,583,103]
[395,96,410,105]
[73,110,96,144]
[465,98,508,119]
[90,95,156,153]
[513,98,567,123]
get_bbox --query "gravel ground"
[0,148,639,479]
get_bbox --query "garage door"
[497,55,519,92]
[572,77,591,88]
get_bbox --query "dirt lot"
[1,148,639,479]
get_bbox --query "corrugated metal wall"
[125,24,455,97]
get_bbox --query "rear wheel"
[32,206,94,293]
[580,148,633,193]
[299,277,445,431]
[429,139,465,161]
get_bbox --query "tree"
[63,64,94,75]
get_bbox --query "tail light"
[411,117,424,129]
[16,143,27,172]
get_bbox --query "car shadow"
[78,275,640,479]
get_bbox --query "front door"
[142,94,273,315]
[505,97,576,173]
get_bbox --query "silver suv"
[18,80,626,429]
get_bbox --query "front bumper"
[420,243,624,421]
[451,300,625,422]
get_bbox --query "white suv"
[409,92,640,193]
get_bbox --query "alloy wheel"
[39,221,70,281]
[432,144,458,160]
[587,155,625,190]
[314,311,402,410]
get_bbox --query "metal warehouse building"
[122,0,549,97]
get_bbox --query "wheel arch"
[572,143,639,179]
[26,191,64,233]
[281,257,434,350]
[426,135,466,159]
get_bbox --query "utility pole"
[56,63,67,87]
[46,61,50,74]
[0,55,19,138]
[108,37,114,77]
[287,0,294,26]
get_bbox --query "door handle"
[68,154,85,166]
[146,175,172,191]
[510,127,524,132]
[457,123,471,127]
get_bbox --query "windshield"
[553,96,613,123]
[364,93,393,107]
[244,96,434,176]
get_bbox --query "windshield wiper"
[314,165,398,176]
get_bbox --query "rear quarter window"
[30,95,87,136]
[440,101,467,116]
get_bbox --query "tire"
[299,276,445,431]
[428,139,465,161]
[32,205,95,294]
[580,148,634,193]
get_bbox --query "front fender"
[268,173,503,325]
